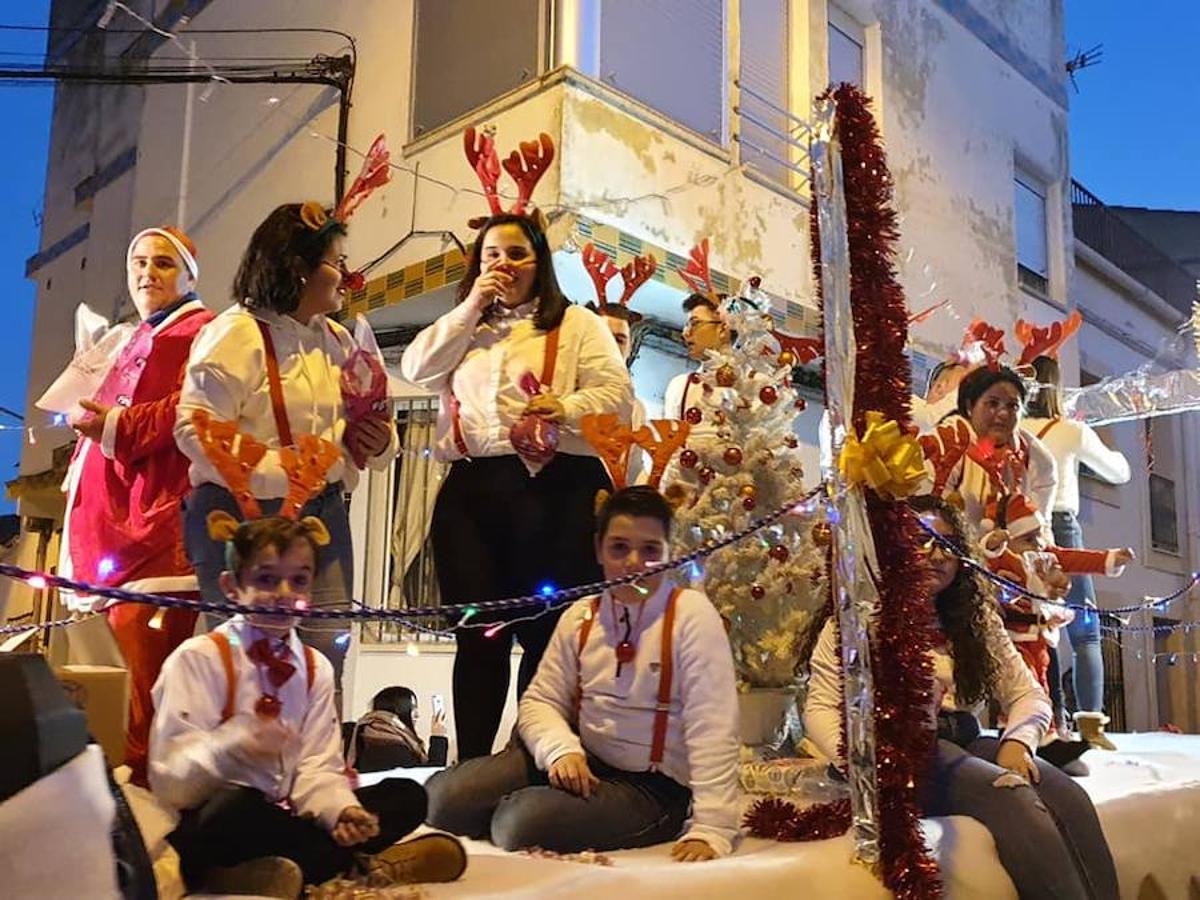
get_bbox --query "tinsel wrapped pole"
[812,97,881,868]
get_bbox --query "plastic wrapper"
[340,315,391,468]
[36,303,135,419]
[1062,367,1200,427]
[509,370,559,470]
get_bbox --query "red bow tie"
[247,638,297,690]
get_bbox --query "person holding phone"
[348,686,449,771]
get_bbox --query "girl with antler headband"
[400,127,633,761]
[176,141,397,708]
[1022,317,1131,751]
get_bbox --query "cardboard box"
[52,665,129,767]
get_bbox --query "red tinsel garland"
[746,84,941,899]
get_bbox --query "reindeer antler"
[580,413,644,490]
[1015,311,1082,365]
[637,420,693,490]
[618,255,657,308]
[959,319,1007,368]
[333,134,392,223]
[503,133,555,216]
[464,125,503,217]
[771,330,824,365]
[278,434,343,520]
[191,411,268,520]
[582,243,619,311]
[678,238,717,300]
[919,418,972,498]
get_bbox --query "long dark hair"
[909,494,1001,707]
[234,203,347,315]
[371,686,418,731]
[955,365,1027,419]
[457,213,568,331]
[1025,355,1062,419]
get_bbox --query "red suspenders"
[254,319,295,448]
[207,631,316,723]
[449,326,561,457]
[574,588,682,768]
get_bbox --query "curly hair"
[233,203,347,315]
[909,494,1002,707]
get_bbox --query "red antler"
[772,331,824,365]
[1015,311,1082,365]
[678,239,717,300]
[190,411,268,520]
[581,243,619,311]
[959,319,1007,368]
[464,126,503,217]
[636,420,692,491]
[503,133,555,216]
[334,134,392,223]
[618,255,657,308]
[918,418,972,498]
[278,434,343,520]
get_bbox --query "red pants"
[1014,638,1051,695]
[107,601,198,786]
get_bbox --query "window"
[411,0,543,137]
[828,7,864,87]
[739,0,791,185]
[1149,472,1180,554]
[1015,174,1049,294]
[598,0,725,140]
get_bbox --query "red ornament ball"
[716,365,737,388]
[679,448,699,469]
[685,406,703,425]
[769,544,790,562]
[742,496,757,511]
[784,435,798,449]
[759,385,778,405]
[698,466,715,484]
[750,584,766,600]
[794,396,807,411]
[688,372,702,384]
[723,446,743,467]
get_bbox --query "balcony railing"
[1071,180,1197,315]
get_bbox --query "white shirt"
[804,615,1050,759]
[148,616,357,830]
[175,306,397,498]
[1023,417,1131,515]
[518,583,742,856]
[399,301,632,464]
[661,369,723,487]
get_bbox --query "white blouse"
[1023,416,1131,515]
[175,306,398,497]
[804,613,1051,761]
[399,301,632,464]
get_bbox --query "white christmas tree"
[669,282,827,691]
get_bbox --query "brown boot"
[1074,711,1118,751]
[199,856,303,899]
[367,833,468,886]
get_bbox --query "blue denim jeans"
[1052,511,1105,713]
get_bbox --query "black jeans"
[431,454,609,760]
[169,779,426,888]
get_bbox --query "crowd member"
[149,515,465,897]
[176,202,396,705]
[348,686,449,772]
[426,486,741,860]
[61,225,213,785]
[400,212,631,760]
[1025,354,1131,749]
[805,495,1119,900]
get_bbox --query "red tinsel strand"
[812,82,943,898]
[744,797,853,842]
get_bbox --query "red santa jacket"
[61,298,214,594]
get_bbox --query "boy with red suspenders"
[149,513,465,897]
[426,486,742,860]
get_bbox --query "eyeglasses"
[683,319,722,334]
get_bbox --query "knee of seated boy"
[424,769,485,837]
[490,791,564,852]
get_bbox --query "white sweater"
[518,583,742,855]
[804,614,1051,759]
[1023,416,1131,515]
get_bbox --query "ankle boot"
[1074,711,1117,750]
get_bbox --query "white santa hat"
[980,492,1042,539]
[126,226,199,281]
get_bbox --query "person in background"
[426,486,742,860]
[805,494,1118,900]
[349,687,449,772]
[61,226,214,786]
[400,212,632,761]
[1024,354,1131,749]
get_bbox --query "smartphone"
[431,694,445,717]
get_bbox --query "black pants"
[431,453,609,761]
[169,779,426,888]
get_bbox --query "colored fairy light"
[484,622,506,639]
[97,557,117,578]
[406,641,419,657]
[538,583,557,597]
[459,606,479,626]
[26,575,47,590]
[690,562,704,580]
[293,598,309,611]
[52,413,67,427]
[334,632,351,649]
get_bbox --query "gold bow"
[838,411,926,501]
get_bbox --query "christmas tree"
[669,280,826,691]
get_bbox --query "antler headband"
[1014,311,1082,365]
[464,125,556,230]
[582,242,655,322]
[677,238,718,302]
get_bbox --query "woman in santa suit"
[63,225,214,786]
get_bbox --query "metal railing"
[733,79,812,194]
[1071,180,1197,315]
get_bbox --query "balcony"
[1071,180,1197,316]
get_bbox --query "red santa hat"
[981,492,1042,539]
[127,226,199,280]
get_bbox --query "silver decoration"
[1062,367,1200,427]
[812,98,881,867]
